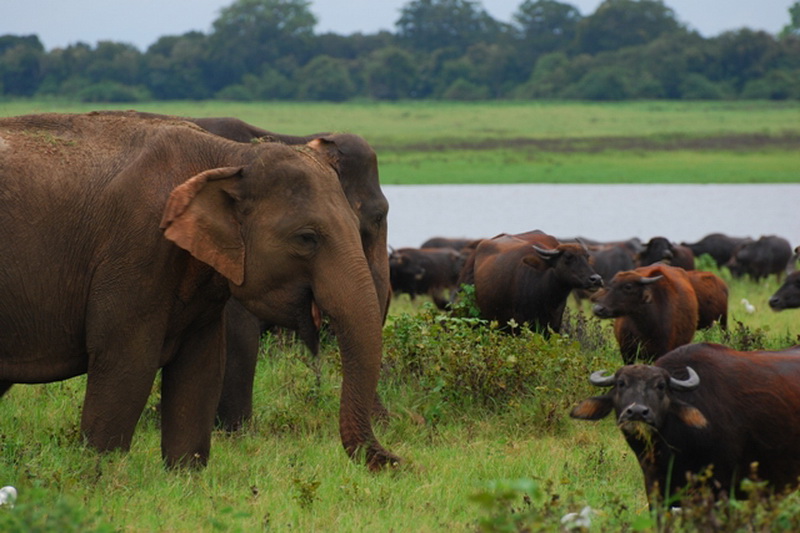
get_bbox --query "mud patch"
[383,132,800,154]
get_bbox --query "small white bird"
[741,298,756,314]
[0,486,17,508]
[560,505,594,531]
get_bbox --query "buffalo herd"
[392,229,799,505]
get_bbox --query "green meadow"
[1,99,799,183]
[0,100,798,531]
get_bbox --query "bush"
[76,82,151,103]
[382,302,615,429]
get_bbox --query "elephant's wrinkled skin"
[0,112,398,469]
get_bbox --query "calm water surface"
[383,184,799,248]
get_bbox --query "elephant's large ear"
[160,166,246,285]
[306,137,341,173]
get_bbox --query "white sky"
[1,0,795,51]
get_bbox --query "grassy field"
[0,267,797,531]
[0,100,798,530]
[1,99,799,183]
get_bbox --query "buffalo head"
[525,243,603,292]
[570,364,707,435]
[592,271,663,319]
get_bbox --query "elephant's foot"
[366,446,402,472]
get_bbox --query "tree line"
[2,0,800,102]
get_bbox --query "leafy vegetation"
[2,0,800,102]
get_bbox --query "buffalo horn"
[669,367,700,391]
[589,370,616,387]
[638,275,664,285]
[532,244,560,257]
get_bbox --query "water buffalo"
[685,270,728,329]
[726,235,793,281]
[637,237,695,270]
[593,264,699,363]
[571,342,800,506]
[420,236,477,251]
[389,247,467,309]
[458,232,603,334]
[769,270,800,310]
[574,242,637,302]
[681,233,750,268]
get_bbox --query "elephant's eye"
[295,229,320,252]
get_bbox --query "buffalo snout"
[585,273,604,291]
[619,403,654,424]
[592,303,614,319]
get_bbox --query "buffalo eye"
[656,381,666,391]
[616,378,626,389]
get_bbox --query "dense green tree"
[363,46,418,99]
[296,55,355,101]
[780,2,800,38]
[513,0,582,60]
[705,30,781,92]
[396,0,502,52]
[145,32,211,99]
[574,0,685,54]
[0,35,44,96]
[207,0,317,91]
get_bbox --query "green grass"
[2,99,799,183]
[0,270,796,531]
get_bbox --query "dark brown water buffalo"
[573,242,637,302]
[769,270,800,310]
[571,342,800,506]
[681,233,750,268]
[637,237,695,270]
[389,247,467,309]
[593,264,699,363]
[459,232,603,334]
[420,236,477,251]
[726,235,793,281]
[685,270,728,329]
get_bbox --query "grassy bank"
[0,266,797,531]
[1,100,799,183]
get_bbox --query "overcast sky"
[1,0,795,51]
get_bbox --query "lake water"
[383,184,799,249]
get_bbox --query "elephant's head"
[159,141,398,469]
[301,134,391,323]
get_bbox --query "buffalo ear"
[570,396,614,420]
[673,400,708,429]
[160,166,246,286]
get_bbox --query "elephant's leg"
[161,318,225,468]
[217,298,261,431]
[81,351,158,453]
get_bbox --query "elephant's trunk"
[313,248,399,470]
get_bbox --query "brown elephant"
[92,111,392,431]
[0,112,398,470]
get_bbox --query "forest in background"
[2,0,800,102]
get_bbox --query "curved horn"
[669,367,700,391]
[589,370,616,387]
[532,244,560,257]
[575,237,590,253]
[638,275,663,285]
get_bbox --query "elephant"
[0,112,398,470]
[91,111,392,431]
